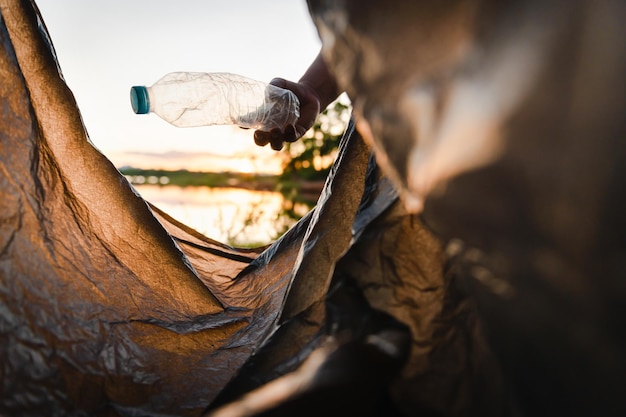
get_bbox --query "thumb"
[269,77,289,89]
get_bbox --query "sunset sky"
[36,0,322,174]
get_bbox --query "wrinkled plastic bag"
[6,0,625,416]
[1,2,480,416]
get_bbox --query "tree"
[281,95,352,182]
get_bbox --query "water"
[135,184,313,247]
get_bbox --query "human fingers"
[283,125,297,143]
[270,78,320,140]
[268,128,284,150]
[254,130,271,147]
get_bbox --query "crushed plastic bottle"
[130,72,300,131]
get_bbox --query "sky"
[35,0,322,174]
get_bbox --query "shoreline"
[120,167,326,197]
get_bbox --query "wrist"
[298,53,340,111]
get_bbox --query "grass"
[119,167,280,190]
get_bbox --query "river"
[134,184,314,247]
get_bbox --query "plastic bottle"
[130,72,300,131]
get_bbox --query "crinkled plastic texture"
[0,0,337,414]
[307,0,626,416]
[138,72,301,130]
[13,0,626,416]
[0,1,286,415]
[1,2,504,417]
[1,2,462,416]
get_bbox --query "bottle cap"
[130,86,149,114]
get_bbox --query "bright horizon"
[35,0,322,174]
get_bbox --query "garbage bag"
[307,0,626,416]
[0,0,372,415]
[3,2,453,417]
[6,0,625,416]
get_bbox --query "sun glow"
[136,185,299,246]
[107,126,286,175]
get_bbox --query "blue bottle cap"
[130,86,150,114]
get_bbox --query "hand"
[253,77,321,151]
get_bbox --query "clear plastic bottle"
[130,72,300,131]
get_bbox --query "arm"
[298,51,341,114]
[254,51,341,150]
